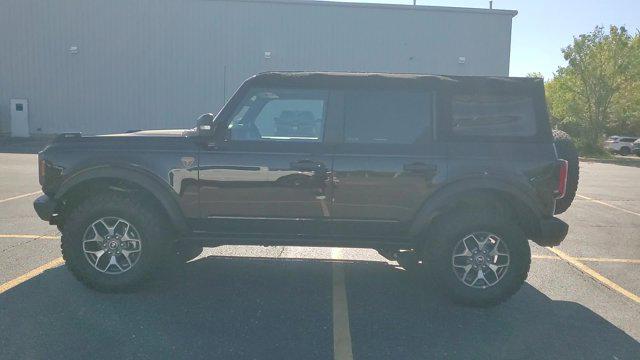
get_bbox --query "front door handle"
[291,160,325,172]
[403,162,437,173]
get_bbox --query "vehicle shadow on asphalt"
[1,256,638,360]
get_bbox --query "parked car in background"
[604,136,638,156]
[633,139,640,156]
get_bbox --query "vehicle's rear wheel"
[61,192,173,292]
[424,212,530,307]
[553,129,579,214]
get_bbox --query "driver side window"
[228,88,327,142]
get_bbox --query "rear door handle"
[291,160,325,172]
[403,162,437,173]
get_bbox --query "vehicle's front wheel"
[620,146,631,156]
[61,192,172,292]
[424,212,530,307]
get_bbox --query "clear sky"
[330,0,640,78]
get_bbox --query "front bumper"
[33,194,58,223]
[530,217,568,247]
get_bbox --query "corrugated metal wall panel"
[0,0,515,135]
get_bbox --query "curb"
[579,156,640,167]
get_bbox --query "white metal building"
[0,0,517,136]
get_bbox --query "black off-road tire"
[424,211,531,307]
[61,192,173,292]
[553,129,579,214]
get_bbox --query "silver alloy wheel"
[82,217,142,275]
[451,231,510,289]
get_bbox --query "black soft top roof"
[246,71,544,93]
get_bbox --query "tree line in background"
[536,25,640,155]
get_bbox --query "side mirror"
[196,113,216,138]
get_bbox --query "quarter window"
[451,95,536,137]
[228,88,327,142]
[343,90,432,144]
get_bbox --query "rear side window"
[621,138,637,143]
[343,90,432,144]
[451,95,536,137]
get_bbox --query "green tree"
[545,26,640,153]
[609,56,640,135]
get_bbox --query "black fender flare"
[409,178,543,238]
[55,165,189,233]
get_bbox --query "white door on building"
[10,99,29,137]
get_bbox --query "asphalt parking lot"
[1,152,639,359]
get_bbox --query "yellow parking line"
[576,194,640,217]
[546,247,640,304]
[532,254,640,264]
[0,191,42,204]
[532,254,559,260]
[331,248,354,360]
[578,257,640,264]
[0,257,65,294]
[0,234,60,240]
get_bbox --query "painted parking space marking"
[576,257,640,264]
[532,254,558,260]
[0,257,65,294]
[546,247,640,304]
[532,254,640,264]
[331,248,354,360]
[0,191,42,204]
[577,194,640,217]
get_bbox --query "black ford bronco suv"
[34,72,578,306]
